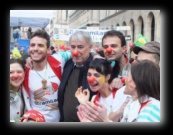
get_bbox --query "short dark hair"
[89,58,120,84]
[102,30,126,47]
[50,46,54,50]
[10,58,26,71]
[14,43,19,47]
[31,29,50,48]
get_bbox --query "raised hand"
[109,77,124,91]
[75,86,90,104]
[108,97,130,122]
[25,57,33,69]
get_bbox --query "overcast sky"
[10,10,53,19]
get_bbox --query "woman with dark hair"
[77,60,160,122]
[120,60,160,122]
[10,58,26,122]
[75,58,129,121]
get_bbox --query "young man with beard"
[24,30,120,122]
[22,29,71,122]
[96,30,130,90]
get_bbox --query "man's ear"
[89,44,93,49]
[106,74,111,82]
[122,46,127,54]
[47,47,51,54]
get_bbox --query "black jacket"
[58,53,97,122]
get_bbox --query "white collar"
[74,63,84,67]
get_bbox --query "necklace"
[34,61,48,89]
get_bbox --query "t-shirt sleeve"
[52,51,71,68]
[136,102,160,122]
[56,51,72,63]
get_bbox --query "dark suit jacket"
[58,53,97,122]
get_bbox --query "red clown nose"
[106,48,112,53]
[87,77,95,83]
[12,75,19,79]
[72,51,78,57]
[121,77,126,84]
[129,42,134,47]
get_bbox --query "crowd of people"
[10,28,160,123]
[11,27,33,60]
[10,42,29,60]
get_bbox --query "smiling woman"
[10,58,26,122]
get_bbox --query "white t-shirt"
[91,86,129,116]
[120,96,160,122]
[22,52,71,122]
[120,99,140,122]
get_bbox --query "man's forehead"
[137,52,155,61]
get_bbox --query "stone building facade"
[67,10,160,42]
